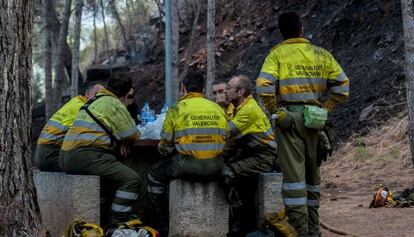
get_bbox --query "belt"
[286,105,305,112]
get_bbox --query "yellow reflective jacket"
[159,92,228,159]
[229,95,277,150]
[61,89,140,152]
[256,38,349,113]
[37,95,87,146]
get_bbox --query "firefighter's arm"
[323,55,350,112]
[256,52,279,114]
[158,108,176,156]
[113,103,141,143]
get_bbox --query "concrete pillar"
[33,171,100,237]
[168,180,229,237]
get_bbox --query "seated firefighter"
[222,75,278,237]
[60,72,141,224]
[35,82,104,171]
[146,70,228,236]
[211,79,235,120]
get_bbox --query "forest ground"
[319,111,414,237]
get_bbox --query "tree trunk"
[110,0,132,60]
[101,0,112,74]
[43,0,54,119]
[54,0,73,110]
[71,0,84,97]
[0,0,43,236]
[206,0,216,97]
[172,0,180,100]
[401,0,414,167]
[180,1,201,81]
[93,0,98,63]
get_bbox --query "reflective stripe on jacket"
[229,95,277,150]
[61,89,140,151]
[158,92,228,159]
[37,95,87,146]
[256,38,349,113]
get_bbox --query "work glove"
[221,165,237,186]
[316,130,332,166]
[271,108,293,129]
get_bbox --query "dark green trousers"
[147,154,223,237]
[224,148,276,237]
[277,106,321,236]
[35,144,62,172]
[60,147,141,224]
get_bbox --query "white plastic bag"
[137,113,166,140]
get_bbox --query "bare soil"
[319,114,414,237]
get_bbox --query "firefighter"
[222,75,277,237]
[147,70,228,236]
[60,72,141,224]
[256,11,350,236]
[211,79,235,120]
[35,82,104,171]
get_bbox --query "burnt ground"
[124,0,407,143]
[32,0,407,144]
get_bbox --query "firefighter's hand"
[120,144,131,158]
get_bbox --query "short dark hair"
[107,72,133,97]
[233,75,252,96]
[278,11,302,39]
[212,79,227,86]
[80,80,106,96]
[182,70,205,93]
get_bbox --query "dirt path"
[318,116,414,237]
[319,189,414,237]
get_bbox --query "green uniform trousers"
[35,144,62,172]
[60,147,141,224]
[277,106,321,236]
[224,148,276,237]
[147,154,223,237]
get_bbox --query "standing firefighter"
[256,11,349,236]
[222,75,277,237]
[147,70,228,236]
[60,73,141,224]
[35,82,104,171]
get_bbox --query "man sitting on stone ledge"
[146,69,228,236]
[35,82,104,171]
[221,75,277,237]
[60,73,141,224]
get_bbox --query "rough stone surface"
[33,170,100,237]
[169,180,229,237]
[256,172,283,223]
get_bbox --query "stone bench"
[256,172,283,223]
[168,180,229,237]
[168,173,283,236]
[33,170,100,237]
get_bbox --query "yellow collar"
[236,95,253,110]
[271,37,310,51]
[96,88,118,98]
[179,92,204,101]
[78,95,87,102]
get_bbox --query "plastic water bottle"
[160,104,169,114]
[141,102,151,125]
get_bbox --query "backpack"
[106,219,159,237]
[369,184,393,208]
[63,219,104,237]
